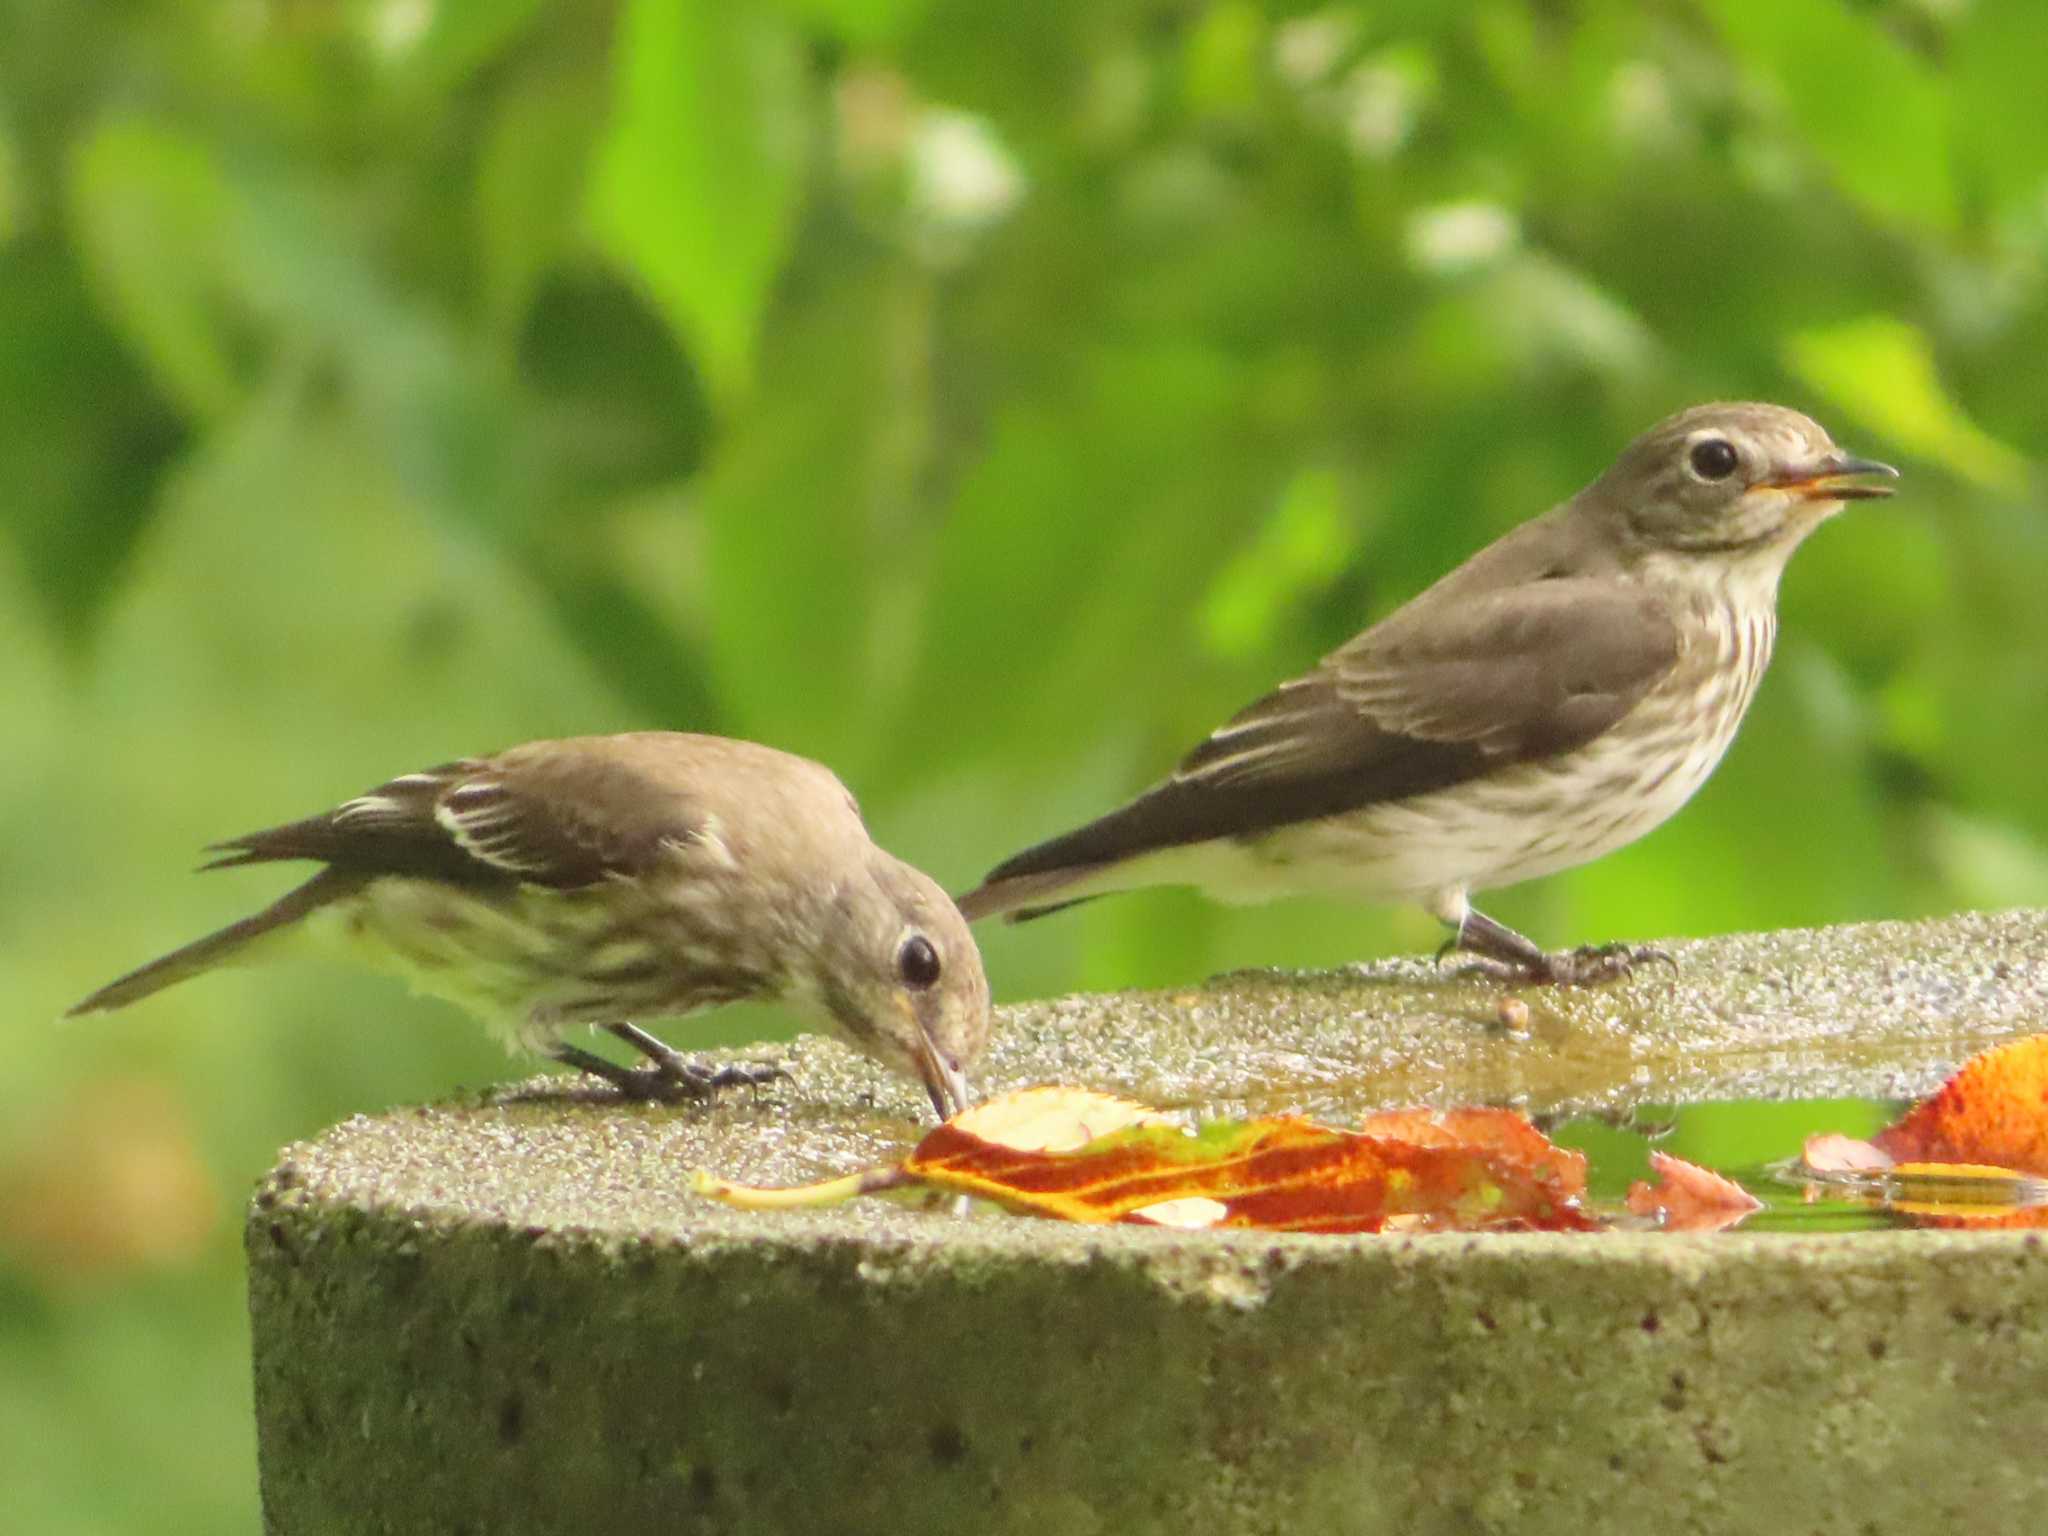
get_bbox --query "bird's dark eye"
[897,935,942,990]
[1689,438,1740,481]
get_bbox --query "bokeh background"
[4,0,2046,1528]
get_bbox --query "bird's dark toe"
[553,1041,787,1105]
[1548,941,1672,985]
[627,1055,788,1103]
[1444,953,1545,986]
[609,1063,702,1103]
[686,1059,790,1093]
[1452,942,1667,987]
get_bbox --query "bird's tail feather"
[955,867,1107,924]
[1005,893,1098,923]
[66,868,361,1017]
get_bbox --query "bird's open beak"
[1766,451,1899,502]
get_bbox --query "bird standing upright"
[958,403,1897,982]
[71,733,989,1117]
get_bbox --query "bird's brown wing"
[202,743,702,891]
[960,578,1682,913]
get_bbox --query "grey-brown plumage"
[959,403,1897,982]
[71,734,989,1117]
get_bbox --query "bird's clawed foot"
[607,1054,789,1104]
[1527,940,1674,986]
[607,1020,789,1102]
[549,1023,789,1105]
[1443,908,1674,988]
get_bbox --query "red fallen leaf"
[1873,1035,2048,1174]
[1352,1107,1591,1188]
[697,1087,1595,1233]
[913,1114,1597,1236]
[904,1096,1592,1233]
[1625,1151,1762,1233]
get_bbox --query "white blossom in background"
[1405,202,1520,278]
[1272,10,1358,89]
[908,110,1025,259]
[368,0,433,58]
[1607,60,1683,152]
[1340,56,1428,160]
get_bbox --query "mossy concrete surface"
[249,910,2048,1535]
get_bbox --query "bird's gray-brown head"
[1589,402,1896,565]
[803,854,990,1120]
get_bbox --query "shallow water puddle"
[1550,1096,2048,1232]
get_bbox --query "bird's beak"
[1766,451,1899,502]
[914,1032,973,1122]
[895,995,973,1121]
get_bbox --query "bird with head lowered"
[71,733,989,1118]
[958,403,1897,983]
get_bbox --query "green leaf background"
[3,1,2046,1527]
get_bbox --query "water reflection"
[1550,1097,2048,1232]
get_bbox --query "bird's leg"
[1449,907,1670,986]
[548,1041,675,1098]
[546,1025,785,1103]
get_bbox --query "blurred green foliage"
[3,0,2046,1529]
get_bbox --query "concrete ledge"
[248,911,2048,1534]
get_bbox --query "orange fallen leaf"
[1354,1107,1590,1177]
[1790,1035,2048,1225]
[696,1088,1594,1234]
[908,1109,1592,1233]
[1791,1035,2048,1225]
[1625,1151,1762,1233]
[1873,1035,2048,1174]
